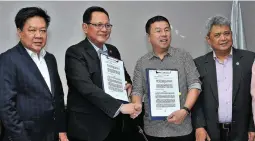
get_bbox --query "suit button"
[232,121,236,124]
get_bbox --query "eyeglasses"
[87,23,113,30]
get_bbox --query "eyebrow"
[28,26,46,29]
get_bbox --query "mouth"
[219,42,229,46]
[159,39,168,43]
[33,42,43,46]
[98,34,109,37]
[160,39,168,43]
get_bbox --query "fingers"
[167,115,175,123]
[120,103,134,114]
[195,128,208,141]
[206,134,211,141]
[130,103,142,119]
[248,132,255,141]
[59,133,69,141]
[134,103,142,111]
[124,83,132,96]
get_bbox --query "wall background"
[1,1,254,103]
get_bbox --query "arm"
[0,54,30,141]
[192,58,209,141]
[250,62,255,131]
[131,59,144,118]
[183,52,201,110]
[65,47,124,118]
[51,55,66,133]
[192,58,206,129]
[167,51,201,124]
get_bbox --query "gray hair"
[206,15,231,36]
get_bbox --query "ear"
[206,35,211,46]
[82,23,89,34]
[17,28,22,39]
[147,33,150,43]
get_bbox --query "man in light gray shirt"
[131,15,201,141]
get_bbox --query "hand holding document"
[100,54,129,102]
[146,69,180,120]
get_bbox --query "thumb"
[135,104,141,110]
[206,134,211,141]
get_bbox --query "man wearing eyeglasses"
[65,6,140,141]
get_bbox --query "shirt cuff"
[188,82,201,91]
[113,104,123,117]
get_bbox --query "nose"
[34,30,43,37]
[161,30,168,36]
[220,34,227,40]
[100,25,108,32]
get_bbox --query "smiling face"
[18,16,47,53]
[148,21,171,51]
[206,25,233,53]
[83,11,111,48]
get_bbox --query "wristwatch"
[182,106,191,114]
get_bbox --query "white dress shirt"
[25,48,52,93]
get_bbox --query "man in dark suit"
[65,6,140,141]
[192,15,255,141]
[0,7,68,141]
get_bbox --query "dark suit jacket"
[192,48,255,141]
[0,42,66,141]
[65,38,132,141]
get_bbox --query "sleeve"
[52,55,66,132]
[0,54,30,141]
[183,51,201,88]
[65,47,122,118]
[131,59,144,97]
[191,58,206,129]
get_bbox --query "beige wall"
[1,1,245,103]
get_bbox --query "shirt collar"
[25,47,46,58]
[213,47,233,60]
[88,39,108,54]
[148,46,172,60]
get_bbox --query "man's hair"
[145,15,170,34]
[206,15,231,36]
[15,7,50,30]
[83,6,109,23]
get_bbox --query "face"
[148,21,171,51]
[83,12,111,47]
[18,16,47,53]
[206,25,233,52]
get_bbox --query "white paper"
[101,54,128,102]
[148,69,180,117]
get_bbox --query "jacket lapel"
[17,42,52,96]
[232,48,243,103]
[44,54,55,96]
[204,52,219,104]
[83,38,100,61]
[83,38,101,69]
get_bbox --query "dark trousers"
[69,105,146,141]
[68,114,123,141]
[146,132,194,141]
[219,123,231,141]
[123,103,146,141]
[0,121,4,141]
